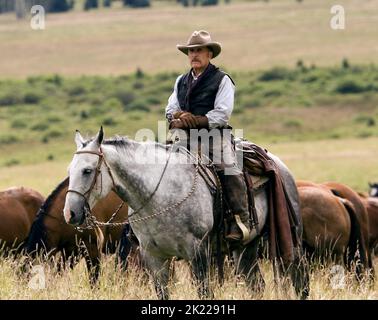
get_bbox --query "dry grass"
[0,253,377,300]
[0,0,377,77]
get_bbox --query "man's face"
[188,47,212,70]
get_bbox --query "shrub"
[31,123,49,131]
[354,115,376,127]
[284,119,302,128]
[262,88,282,97]
[84,0,99,10]
[11,119,27,129]
[68,85,86,96]
[23,92,41,104]
[48,0,74,12]
[41,130,63,143]
[0,93,21,106]
[104,97,123,110]
[259,67,291,81]
[0,135,19,145]
[342,58,350,69]
[46,130,63,139]
[46,74,63,86]
[103,117,117,126]
[201,0,218,5]
[5,159,20,167]
[135,68,145,79]
[80,110,89,119]
[146,96,161,105]
[133,82,144,90]
[114,90,135,107]
[335,79,367,94]
[125,100,150,112]
[47,116,62,123]
[357,131,372,138]
[123,0,150,8]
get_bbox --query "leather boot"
[222,173,251,242]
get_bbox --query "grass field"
[0,0,377,77]
[0,254,376,299]
[0,0,377,301]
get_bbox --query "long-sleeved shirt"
[165,74,235,129]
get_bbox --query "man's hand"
[178,112,199,129]
[169,114,209,130]
[173,111,185,119]
[169,119,185,129]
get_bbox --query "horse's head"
[64,127,114,226]
[369,182,378,197]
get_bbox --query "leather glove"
[194,116,209,129]
[173,111,185,119]
[179,112,199,129]
[169,119,185,130]
[169,115,209,130]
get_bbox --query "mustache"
[191,59,200,62]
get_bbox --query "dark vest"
[177,64,231,116]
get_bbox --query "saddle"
[197,138,300,264]
[196,139,269,235]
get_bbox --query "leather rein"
[65,145,198,229]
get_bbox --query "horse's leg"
[83,243,101,287]
[280,246,310,300]
[116,224,134,271]
[191,247,213,299]
[233,239,265,295]
[142,249,171,300]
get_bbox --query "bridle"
[66,147,121,230]
[65,144,200,229]
[66,148,117,202]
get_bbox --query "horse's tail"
[339,197,366,279]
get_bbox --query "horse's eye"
[83,168,93,175]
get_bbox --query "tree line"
[0,0,225,16]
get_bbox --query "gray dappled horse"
[63,128,309,299]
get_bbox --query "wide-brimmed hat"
[177,30,221,59]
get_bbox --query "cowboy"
[165,30,250,242]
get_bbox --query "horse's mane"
[25,177,69,254]
[102,136,170,151]
[38,177,70,216]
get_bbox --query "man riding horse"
[165,30,250,242]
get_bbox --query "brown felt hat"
[177,30,222,59]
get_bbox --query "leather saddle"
[195,138,270,234]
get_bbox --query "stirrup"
[234,214,251,244]
[224,215,251,243]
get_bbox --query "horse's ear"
[75,130,85,150]
[95,126,104,146]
